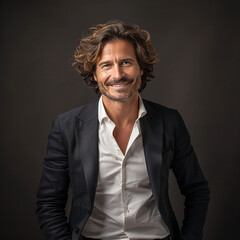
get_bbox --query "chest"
[97,125,149,192]
[113,125,133,155]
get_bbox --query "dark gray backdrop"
[1,0,240,239]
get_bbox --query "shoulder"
[142,99,190,146]
[48,100,98,144]
[142,99,188,136]
[142,99,180,123]
[51,100,98,134]
[56,100,98,123]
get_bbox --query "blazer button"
[75,227,79,233]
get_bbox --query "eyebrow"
[98,58,134,67]
[120,58,134,62]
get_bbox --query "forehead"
[98,39,137,61]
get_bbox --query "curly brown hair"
[73,20,158,95]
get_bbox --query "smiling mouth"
[111,82,130,87]
[107,78,133,88]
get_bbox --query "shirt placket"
[123,121,140,235]
[107,118,141,238]
[107,119,127,236]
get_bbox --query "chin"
[103,90,138,103]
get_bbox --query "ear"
[140,69,143,76]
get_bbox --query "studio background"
[1,0,239,239]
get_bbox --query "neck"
[102,94,139,127]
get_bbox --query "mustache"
[106,77,133,86]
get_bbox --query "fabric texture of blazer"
[36,99,210,240]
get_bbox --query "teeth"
[112,83,128,87]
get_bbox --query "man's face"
[94,39,143,102]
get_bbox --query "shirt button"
[75,227,79,233]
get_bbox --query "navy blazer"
[36,99,210,240]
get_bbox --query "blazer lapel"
[74,101,99,210]
[140,100,164,207]
[73,99,165,212]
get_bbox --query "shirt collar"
[98,95,147,124]
[98,96,109,124]
[137,95,147,120]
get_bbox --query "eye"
[102,64,110,69]
[122,60,132,66]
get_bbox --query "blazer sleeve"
[36,116,71,240]
[171,111,210,240]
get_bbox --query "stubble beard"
[98,77,140,102]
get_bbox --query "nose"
[112,65,124,80]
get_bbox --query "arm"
[171,112,210,240]
[36,117,71,240]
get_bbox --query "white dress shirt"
[82,96,170,240]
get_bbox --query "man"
[36,20,210,240]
